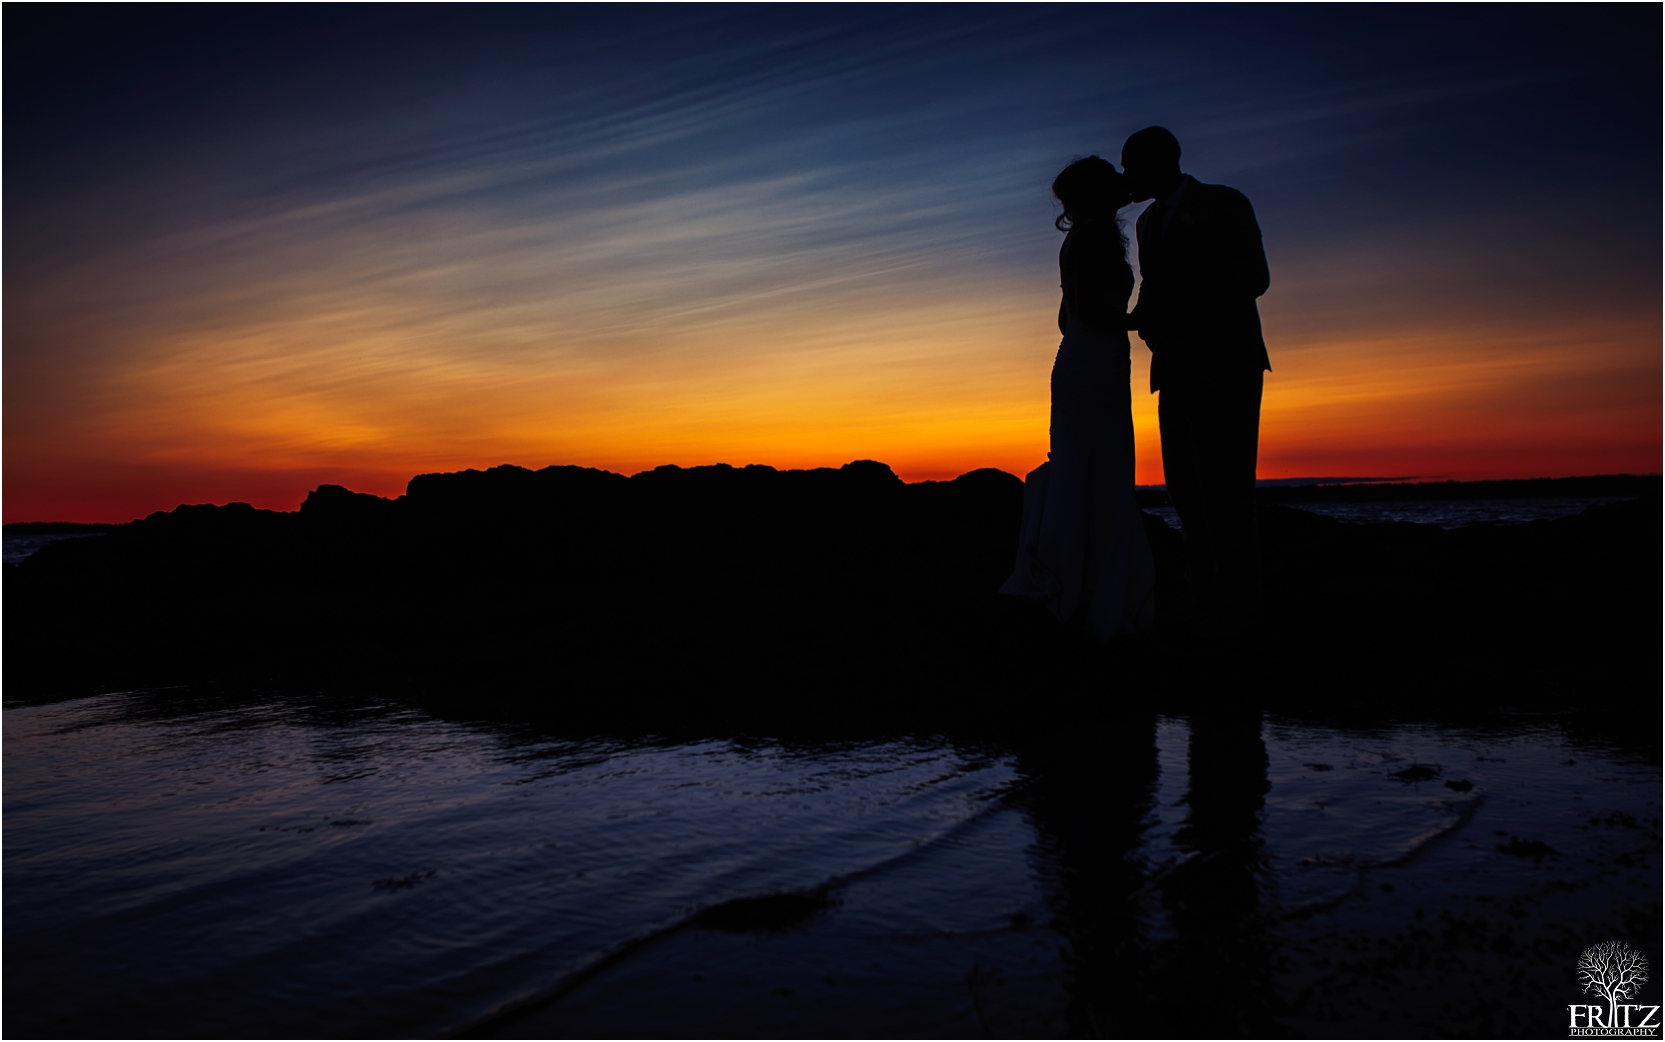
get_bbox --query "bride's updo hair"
[1052,155,1127,232]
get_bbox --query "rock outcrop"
[7,462,1657,720]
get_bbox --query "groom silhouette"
[1123,126,1271,633]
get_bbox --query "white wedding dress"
[1000,223,1156,641]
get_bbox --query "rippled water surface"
[5,689,1658,1037]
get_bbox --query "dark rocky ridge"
[7,460,1659,724]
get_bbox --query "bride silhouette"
[1001,156,1156,640]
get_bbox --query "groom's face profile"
[1121,154,1157,203]
[1120,126,1183,203]
[1120,146,1171,203]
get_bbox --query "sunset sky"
[6,5,1659,522]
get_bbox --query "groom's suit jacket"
[1132,175,1272,392]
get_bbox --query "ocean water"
[5,688,1657,1036]
[3,531,104,566]
[1144,496,1630,531]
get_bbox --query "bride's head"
[1052,156,1130,232]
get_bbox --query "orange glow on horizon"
[9,299,1658,522]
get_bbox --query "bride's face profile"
[1070,180,1130,224]
[1052,157,1130,229]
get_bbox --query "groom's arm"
[1212,189,1270,300]
[1129,207,1153,339]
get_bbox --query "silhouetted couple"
[1002,126,1271,645]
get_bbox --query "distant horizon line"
[1144,473,1659,490]
[4,469,1658,529]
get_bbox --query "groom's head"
[1121,126,1183,202]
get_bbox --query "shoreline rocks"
[7,462,1658,722]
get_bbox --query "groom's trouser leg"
[1158,370,1264,628]
[1214,371,1264,619]
[1157,388,1211,604]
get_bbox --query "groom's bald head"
[1121,126,1183,202]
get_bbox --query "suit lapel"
[1164,177,1199,245]
[1150,176,1197,243]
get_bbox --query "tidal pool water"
[4,688,1658,1037]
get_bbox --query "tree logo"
[1569,940,1658,1037]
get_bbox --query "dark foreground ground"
[6,463,1660,1038]
[9,461,1660,719]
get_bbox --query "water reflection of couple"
[1002,126,1272,645]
